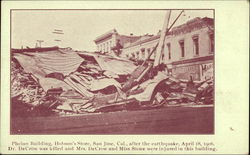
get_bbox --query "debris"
[11,48,214,117]
[45,72,64,81]
[47,87,63,96]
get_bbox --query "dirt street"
[11,106,214,134]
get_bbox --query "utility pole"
[37,40,44,48]
[153,10,184,67]
[153,10,171,67]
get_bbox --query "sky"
[12,10,213,51]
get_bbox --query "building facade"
[94,29,141,54]
[122,17,214,81]
[121,34,159,60]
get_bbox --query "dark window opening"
[141,48,145,59]
[147,48,151,58]
[179,40,185,57]
[193,37,199,55]
[167,43,171,60]
[162,53,165,61]
[209,33,214,53]
[136,51,139,58]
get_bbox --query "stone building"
[94,29,141,54]
[121,17,214,81]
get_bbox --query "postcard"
[1,1,249,154]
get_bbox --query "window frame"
[179,40,185,58]
[209,32,214,53]
[192,35,199,56]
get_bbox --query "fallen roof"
[13,48,85,91]
[77,51,137,76]
[12,49,137,96]
[13,48,84,76]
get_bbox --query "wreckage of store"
[11,46,213,117]
[11,13,214,118]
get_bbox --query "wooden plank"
[70,74,91,89]
[64,77,87,97]
[67,76,94,97]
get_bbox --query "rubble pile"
[11,59,45,106]
[11,48,214,117]
[159,77,214,107]
[11,59,66,117]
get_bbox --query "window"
[209,33,214,53]
[147,48,151,59]
[136,51,139,58]
[141,48,145,59]
[167,43,171,60]
[147,48,151,55]
[192,36,199,55]
[179,40,185,57]
[110,41,112,51]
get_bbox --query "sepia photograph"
[10,9,215,134]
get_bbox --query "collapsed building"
[11,46,214,117]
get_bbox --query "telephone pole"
[36,40,44,48]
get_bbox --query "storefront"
[171,55,213,81]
